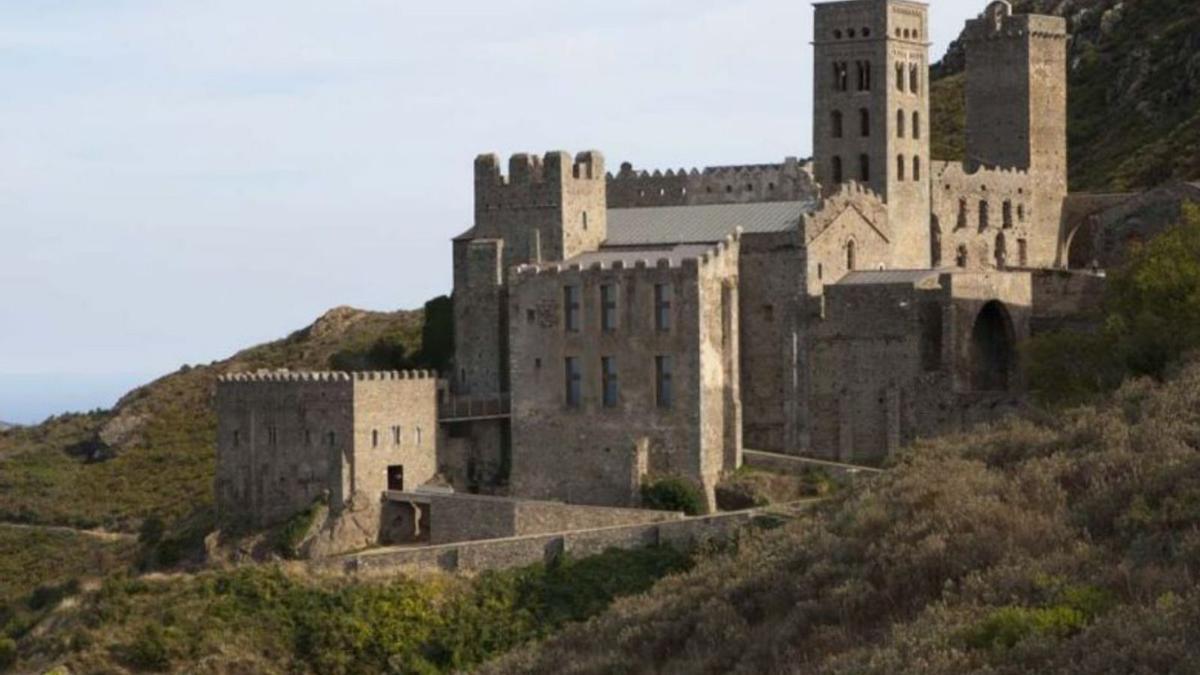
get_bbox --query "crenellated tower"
[454,150,606,397]
[813,0,931,268]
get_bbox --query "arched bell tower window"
[846,240,857,271]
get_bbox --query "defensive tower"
[963,1,1068,187]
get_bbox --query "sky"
[0,0,981,424]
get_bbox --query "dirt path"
[0,521,136,543]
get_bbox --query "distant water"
[0,373,154,425]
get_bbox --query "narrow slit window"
[655,356,673,410]
[832,110,844,139]
[654,283,672,332]
[860,108,870,137]
[600,284,618,332]
[859,154,870,182]
[897,154,906,181]
[912,111,920,139]
[563,285,581,333]
[897,109,905,138]
[912,156,921,182]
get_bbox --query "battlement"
[218,370,439,384]
[606,157,816,208]
[475,151,605,190]
[937,160,1032,182]
[964,1,1067,42]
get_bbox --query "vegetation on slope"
[8,546,690,674]
[931,0,1200,192]
[1026,203,1200,405]
[483,360,1200,674]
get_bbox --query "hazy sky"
[0,0,981,423]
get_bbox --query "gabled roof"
[605,201,815,247]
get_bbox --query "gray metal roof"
[837,270,943,286]
[605,201,814,246]
[567,244,714,268]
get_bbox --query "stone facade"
[214,371,439,528]
[607,158,818,209]
[506,237,742,509]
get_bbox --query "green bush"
[122,625,173,671]
[273,498,325,559]
[963,605,1088,650]
[641,477,706,516]
[0,637,15,670]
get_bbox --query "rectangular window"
[393,426,402,446]
[565,357,582,408]
[655,356,673,410]
[654,283,672,332]
[602,357,619,408]
[564,285,581,332]
[601,284,618,332]
[372,429,379,448]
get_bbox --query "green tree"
[1107,202,1200,379]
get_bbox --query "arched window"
[895,63,905,92]
[834,62,849,92]
[979,200,990,230]
[956,245,969,268]
[860,108,870,137]
[897,109,906,138]
[846,240,857,271]
[897,154,906,181]
[912,111,920,139]
[832,156,844,184]
[909,64,920,94]
[859,154,870,182]
[957,198,969,230]
[994,232,1007,269]
[862,61,872,90]
[912,156,921,182]
[832,110,844,139]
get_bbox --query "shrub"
[641,477,706,516]
[274,498,325,559]
[963,605,1088,650]
[122,625,173,671]
[0,637,15,670]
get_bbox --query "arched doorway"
[969,301,1016,392]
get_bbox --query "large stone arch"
[969,300,1017,392]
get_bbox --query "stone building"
[214,371,439,528]
[218,0,1190,531]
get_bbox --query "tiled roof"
[605,201,814,246]
[567,244,714,268]
[837,270,943,286]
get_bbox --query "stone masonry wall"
[606,158,818,209]
[215,371,440,529]
[426,493,681,545]
[506,238,741,509]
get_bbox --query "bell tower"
[813,0,931,268]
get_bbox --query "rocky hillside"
[931,0,1200,191]
[0,300,449,534]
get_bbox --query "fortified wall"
[606,158,818,209]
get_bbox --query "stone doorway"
[387,465,405,492]
[969,300,1016,392]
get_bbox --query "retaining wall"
[316,509,759,577]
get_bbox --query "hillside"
[930,0,1200,191]
[0,301,448,536]
[482,362,1200,674]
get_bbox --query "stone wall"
[317,509,760,576]
[930,161,1062,272]
[506,237,742,509]
[606,158,818,209]
[1030,269,1107,334]
[426,493,681,545]
[808,271,1032,462]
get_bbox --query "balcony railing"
[439,394,512,422]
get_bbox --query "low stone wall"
[743,449,884,477]
[427,493,681,545]
[316,510,759,577]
